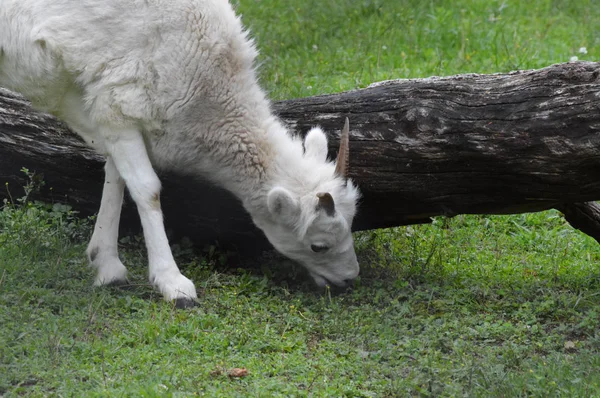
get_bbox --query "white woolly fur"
[0,0,360,303]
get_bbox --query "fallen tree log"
[1,61,600,251]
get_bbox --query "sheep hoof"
[174,298,198,309]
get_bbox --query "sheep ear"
[316,192,335,217]
[267,187,301,225]
[304,127,328,162]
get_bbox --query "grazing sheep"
[0,0,360,307]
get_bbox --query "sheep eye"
[311,244,329,253]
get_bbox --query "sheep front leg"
[86,156,128,286]
[103,127,198,308]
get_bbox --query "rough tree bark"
[1,61,600,251]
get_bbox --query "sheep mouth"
[310,272,351,289]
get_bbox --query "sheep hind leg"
[87,156,129,287]
[102,127,198,307]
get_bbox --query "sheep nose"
[343,278,357,287]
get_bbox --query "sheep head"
[258,119,360,287]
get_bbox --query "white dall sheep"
[0,0,360,307]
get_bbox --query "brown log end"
[556,202,600,244]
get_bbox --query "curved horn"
[316,192,335,216]
[334,117,350,178]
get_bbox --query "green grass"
[2,0,600,396]
[241,0,599,99]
